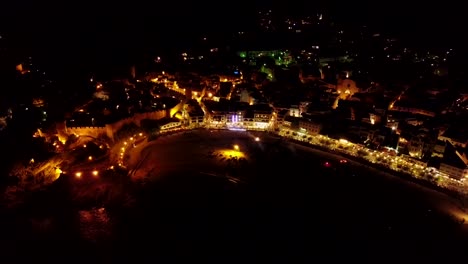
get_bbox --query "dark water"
[1,137,467,264]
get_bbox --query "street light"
[75,172,82,178]
[233,144,239,151]
[92,170,99,177]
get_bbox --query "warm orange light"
[208,92,213,97]
[92,170,99,176]
[75,172,82,178]
[139,133,143,136]
[339,139,349,144]
[255,137,260,142]
[220,149,245,159]
[88,156,93,161]
[233,144,239,151]
[83,144,87,148]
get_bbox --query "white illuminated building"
[226,112,243,128]
[289,105,301,117]
[208,110,273,131]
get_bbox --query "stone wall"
[62,101,185,141]
[107,110,165,132]
[65,126,108,139]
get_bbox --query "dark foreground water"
[1,134,467,263]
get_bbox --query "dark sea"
[1,136,467,264]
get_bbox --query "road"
[287,138,468,229]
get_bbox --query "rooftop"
[443,143,468,169]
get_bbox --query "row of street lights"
[73,144,101,179]
[117,132,144,167]
[279,128,466,194]
[74,169,99,179]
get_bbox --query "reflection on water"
[78,207,112,243]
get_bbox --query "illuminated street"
[278,128,467,195]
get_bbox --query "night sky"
[0,0,464,78]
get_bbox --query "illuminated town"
[11,63,467,198]
[0,2,467,262]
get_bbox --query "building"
[226,111,245,128]
[281,116,299,130]
[438,129,468,148]
[251,104,273,130]
[348,122,374,143]
[239,88,258,105]
[289,105,300,117]
[439,143,468,180]
[189,115,204,126]
[299,119,322,135]
[275,109,288,128]
[158,118,181,131]
[253,109,271,123]
[299,102,311,115]
[432,140,446,158]
[407,129,436,159]
[366,126,394,148]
